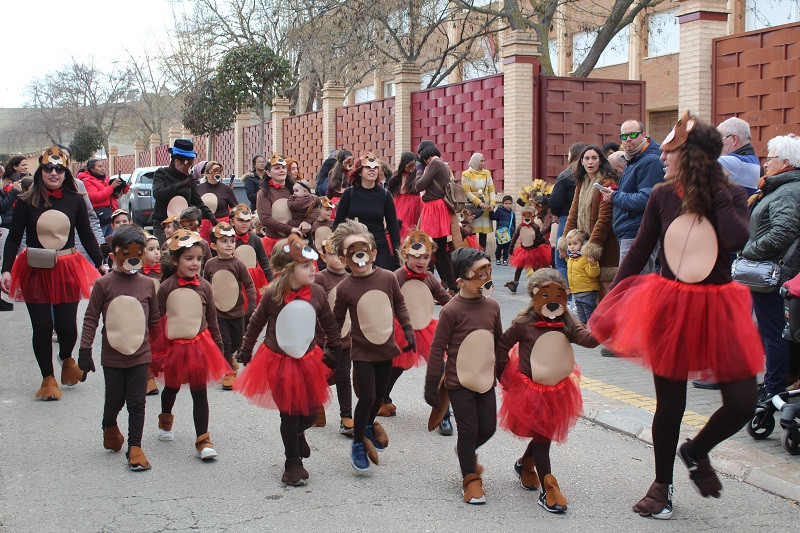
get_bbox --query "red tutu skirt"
[394,193,423,242]
[419,199,452,239]
[9,250,99,304]
[234,344,332,415]
[392,318,437,369]
[248,266,269,304]
[498,349,582,443]
[464,235,483,250]
[509,244,552,270]
[588,274,764,381]
[262,235,281,259]
[151,329,231,389]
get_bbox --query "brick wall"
[648,109,679,145]
[336,98,395,168]
[138,150,151,168]
[640,55,679,116]
[283,111,324,186]
[242,123,272,174]
[155,145,169,166]
[193,135,208,161]
[411,74,505,191]
[115,155,135,174]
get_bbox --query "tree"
[124,48,182,145]
[215,43,292,158]
[182,81,236,159]
[69,125,105,163]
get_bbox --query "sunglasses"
[619,131,643,141]
[42,164,67,174]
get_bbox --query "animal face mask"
[521,208,535,225]
[344,240,374,269]
[231,203,253,221]
[212,222,236,239]
[403,230,434,258]
[532,282,569,320]
[113,243,145,274]
[41,145,70,167]
[284,233,318,263]
[168,229,203,251]
[464,262,494,296]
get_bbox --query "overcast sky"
[1,0,172,108]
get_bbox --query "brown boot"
[376,403,396,417]
[146,377,159,396]
[462,473,486,504]
[632,481,674,519]
[221,373,236,390]
[60,357,83,386]
[281,457,309,486]
[372,420,389,447]
[195,432,218,460]
[540,474,568,513]
[340,417,355,436]
[126,446,151,471]
[312,406,326,427]
[103,425,125,451]
[515,457,540,490]
[34,376,61,401]
[231,358,240,373]
[158,413,174,441]
[363,438,379,465]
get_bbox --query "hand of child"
[299,221,312,233]
[238,348,253,366]
[587,256,598,265]
[322,346,340,370]
[78,348,96,375]
[402,325,417,353]
[424,375,441,409]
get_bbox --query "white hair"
[718,117,751,141]
[767,134,800,167]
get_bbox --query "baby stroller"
[746,273,800,454]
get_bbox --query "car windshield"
[137,173,154,185]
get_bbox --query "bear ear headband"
[168,229,204,251]
[41,145,69,167]
[403,229,434,257]
[212,222,236,239]
[231,203,254,221]
[269,153,287,167]
[660,110,696,151]
[284,233,318,263]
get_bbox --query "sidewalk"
[488,261,800,501]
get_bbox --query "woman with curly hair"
[588,112,764,519]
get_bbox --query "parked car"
[119,167,249,228]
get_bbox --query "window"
[384,82,396,98]
[354,86,375,103]
[746,0,800,30]
[647,10,679,57]
[421,71,448,89]
[462,36,499,80]
[573,26,629,70]
[548,39,559,75]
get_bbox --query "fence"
[283,111,324,183]
[337,98,396,169]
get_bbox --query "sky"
[1,0,173,108]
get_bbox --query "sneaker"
[540,474,568,513]
[600,347,618,358]
[126,446,152,471]
[103,425,125,451]
[34,376,61,401]
[496,259,501,265]
[351,441,371,473]
[513,458,540,490]
[679,439,721,498]
[502,260,508,266]
[462,473,486,504]
[538,491,566,513]
[221,373,235,390]
[376,403,396,417]
[364,424,386,451]
[438,411,453,436]
[281,457,308,486]
[60,357,83,386]
[691,379,720,390]
[146,377,159,396]
[195,432,218,461]
[157,413,174,442]
[504,280,518,293]
[0,299,13,311]
[632,481,674,519]
[340,417,355,436]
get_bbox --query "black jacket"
[151,166,216,224]
[0,187,20,227]
[549,169,575,217]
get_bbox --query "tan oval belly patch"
[401,280,434,330]
[329,286,351,337]
[167,196,189,218]
[234,244,258,269]
[456,329,496,393]
[276,300,317,358]
[314,226,332,252]
[520,226,536,248]
[530,331,575,386]
[663,214,718,284]
[165,288,203,339]
[201,193,218,214]
[356,290,393,345]
[272,198,291,224]
[150,277,161,292]
[106,295,147,355]
[36,210,70,250]
[211,269,239,312]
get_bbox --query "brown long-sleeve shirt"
[393,268,452,310]
[80,271,162,368]
[241,283,341,356]
[157,274,223,351]
[426,295,503,390]
[288,194,320,229]
[333,267,411,362]
[257,184,319,239]
[197,182,239,219]
[313,268,351,349]
[414,157,451,202]
[202,256,256,319]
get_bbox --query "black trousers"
[432,237,456,291]
[334,347,353,418]
[218,316,244,364]
[352,360,393,441]
[26,302,79,378]
[280,411,317,458]
[161,386,209,437]
[103,364,149,448]
[449,386,497,477]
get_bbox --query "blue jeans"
[573,291,598,324]
[752,289,789,394]
[555,217,568,282]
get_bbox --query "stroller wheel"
[746,409,776,440]
[781,428,800,455]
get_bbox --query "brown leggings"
[449,387,497,477]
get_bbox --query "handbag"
[495,212,514,245]
[95,206,113,226]
[26,248,58,269]
[431,166,467,214]
[731,236,800,292]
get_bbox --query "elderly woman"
[742,134,800,403]
[461,153,496,249]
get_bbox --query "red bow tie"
[535,320,564,329]
[283,285,312,305]
[47,189,63,199]
[268,180,284,190]
[236,232,250,243]
[178,276,200,287]
[403,266,428,280]
[143,263,161,275]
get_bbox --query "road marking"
[581,376,710,428]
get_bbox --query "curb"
[581,388,800,503]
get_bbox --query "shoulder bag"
[495,211,514,245]
[731,236,800,292]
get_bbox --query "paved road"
[1,289,799,532]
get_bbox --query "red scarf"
[47,188,63,199]
[283,285,312,304]
[403,265,428,280]
[143,263,161,275]
[177,276,200,287]
[535,320,564,329]
[268,180,284,190]
[236,232,250,243]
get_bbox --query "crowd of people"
[0,112,798,519]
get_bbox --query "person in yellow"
[461,153,496,249]
[516,179,554,209]
[565,229,600,324]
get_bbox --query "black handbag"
[95,206,113,226]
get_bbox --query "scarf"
[535,320,564,329]
[576,175,603,236]
[268,180,284,190]
[47,188,63,199]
